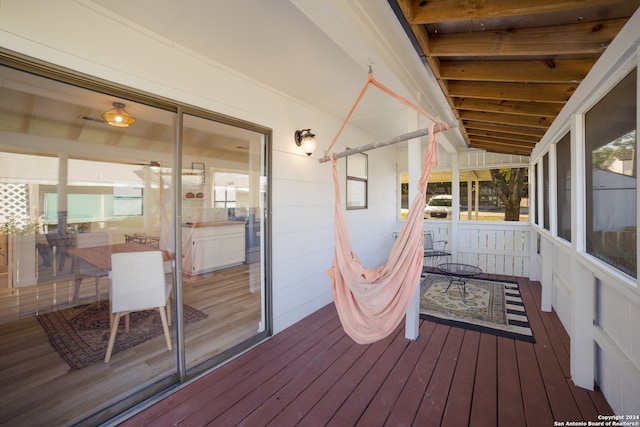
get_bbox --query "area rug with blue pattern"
[419,274,535,342]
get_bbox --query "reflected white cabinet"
[182,223,245,275]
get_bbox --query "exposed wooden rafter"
[391,0,639,155]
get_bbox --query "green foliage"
[592,130,636,171]
[489,168,527,221]
[0,216,39,236]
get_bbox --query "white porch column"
[571,263,595,390]
[569,113,594,389]
[405,109,421,340]
[450,154,459,260]
[540,236,553,312]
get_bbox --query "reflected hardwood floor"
[0,263,262,427]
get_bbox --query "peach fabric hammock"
[325,71,449,344]
[327,122,442,344]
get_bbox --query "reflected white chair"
[104,251,172,363]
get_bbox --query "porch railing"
[426,221,531,277]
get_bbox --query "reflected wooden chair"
[104,251,172,363]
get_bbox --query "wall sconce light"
[101,102,136,127]
[294,129,316,156]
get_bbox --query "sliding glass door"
[0,59,270,425]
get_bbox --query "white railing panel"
[458,222,530,276]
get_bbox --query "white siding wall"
[0,2,400,333]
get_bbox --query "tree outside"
[489,168,528,221]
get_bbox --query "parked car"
[424,195,452,219]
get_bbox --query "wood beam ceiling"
[391,0,639,156]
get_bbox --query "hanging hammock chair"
[325,71,449,344]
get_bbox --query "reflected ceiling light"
[101,102,136,127]
[294,129,316,156]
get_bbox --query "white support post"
[405,110,421,341]
[570,263,595,390]
[541,236,552,312]
[569,112,594,389]
[528,164,540,281]
[450,154,459,261]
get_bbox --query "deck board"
[121,276,614,426]
[176,316,344,426]
[327,329,411,426]
[356,320,437,426]
[497,337,526,426]
[469,333,498,427]
[384,323,449,426]
[296,329,400,426]
[440,330,480,427]
[516,278,584,422]
[414,326,465,426]
[516,339,555,426]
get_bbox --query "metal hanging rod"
[318,123,453,163]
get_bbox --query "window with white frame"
[542,153,550,230]
[585,69,637,278]
[556,133,571,242]
[346,152,368,210]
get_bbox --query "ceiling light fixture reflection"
[101,102,136,127]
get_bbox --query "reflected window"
[585,69,637,278]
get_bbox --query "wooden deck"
[119,275,613,426]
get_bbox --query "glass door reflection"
[181,113,267,371]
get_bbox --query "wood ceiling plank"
[426,19,626,57]
[392,0,637,156]
[466,128,541,144]
[408,0,632,24]
[460,110,551,128]
[469,137,539,150]
[469,141,532,156]
[448,81,574,103]
[470,135,536,148]
[395,0,415,21]
[440,59,595,83]
[454,98,562,117]
[463,121,546,138]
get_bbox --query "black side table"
[436,262,483,303]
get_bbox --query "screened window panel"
[556,133,572,242]
[585,69,637,278]
[543,153,550,231]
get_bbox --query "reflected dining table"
[67,242,173,304]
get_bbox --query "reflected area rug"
[420,274,535,342]
[38,302,208,369]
